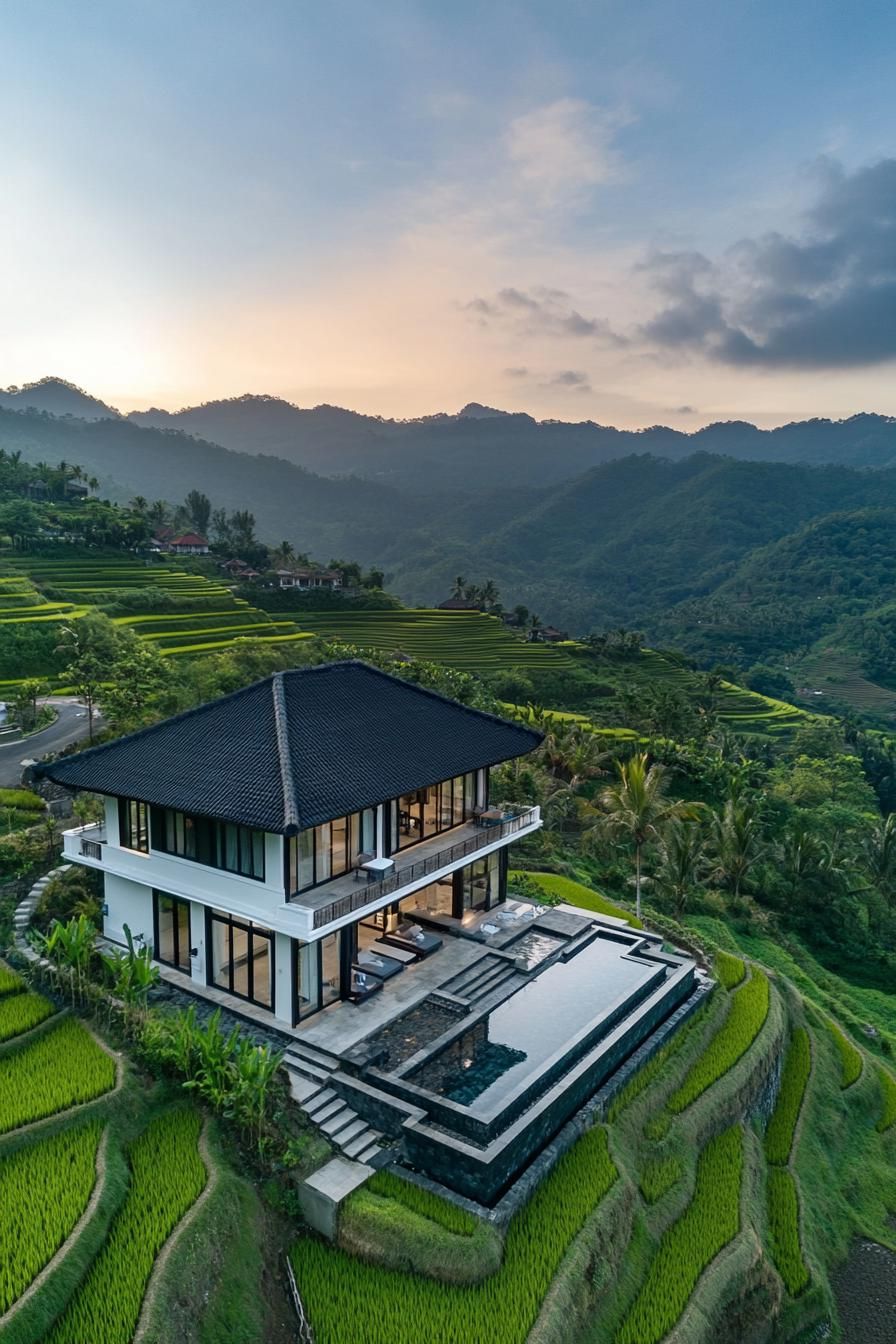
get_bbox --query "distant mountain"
[378,455,896,637]
[0,406,406,558]
[0,377,121,421]
[128,394,896,488]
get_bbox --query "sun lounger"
[370,940,417,964]
[381,922,444,959]
[355,949,404,980]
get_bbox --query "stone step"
[332,1117,368,1148]
[307,1096,345,1127]
[345,1133,384,1163]
[286,1040,341,1070]
[303,1087,338,1118]
[283,1053,331,1083]
[318,1105,359,1138]
[288,1073,325,1105]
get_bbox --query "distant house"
[437,597,480,611]
[167,532,210,556]
[24,479,49,500]
[277,567,342,591]
[63,479,89,498]
[538,626,569,643]
[220,558,259,580]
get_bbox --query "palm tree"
[451,575,466,599]
[480,578,499,610]
[709,797,766,899]
[129,495,148,514]
[87,476,99,494]
[863,814,896,908]
[591,753,698,919]
[653,817,708,915]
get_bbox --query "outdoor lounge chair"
[354,949,404,980]
[381,921,443,959]
[348,969,384,1004]
[353,851,375,881]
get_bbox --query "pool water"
[411,934,663,1112]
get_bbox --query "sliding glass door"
[207,909,274,1009]
[153,891,191,972]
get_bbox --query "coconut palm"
[709,797,766,899]
[653,816,708,915]
[591,753,698,919]
[863,813,896,908]
[451,575,466,598]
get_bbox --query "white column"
[273,932,293,1024]
[375,803,385,858]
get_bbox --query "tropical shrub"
[292,1126,617,1344]
[764,1028,811,1165]
[826,1020,863,1089]
[638,1154,682,1204]
[365,1170,478,1237]
[766,1169,809,1295]
[715,949,746,991]
[0,1018,115,1134]
[616,1126,744,1344]
[876,1067,896,1133]
[44,1109,206,1344]
[667,971,770,1113]
[0,1121,102,1311]
[0,990,55,1043]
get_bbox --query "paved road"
[0,699,95,788]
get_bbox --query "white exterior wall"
[64,811,541,945]
[273,932,293,1025]
[103,872,153,947]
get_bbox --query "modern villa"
[41,660,698,1201]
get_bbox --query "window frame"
[150,807,266,882]
[118,797,149,853]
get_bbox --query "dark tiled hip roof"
[39,660,541,834]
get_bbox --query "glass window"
[295,940,320,1019]
[389,773,477,854]
[320,932,341,1008]
[287,811,369,893]
[152,808,265,881]
[153,891,191,972]
[118,798,149,853]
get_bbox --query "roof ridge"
[271,672,300,835]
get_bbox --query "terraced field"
[635,650,813,738]
[0,556,313,666]
[274,609,577,673]
[0,961,209,1343]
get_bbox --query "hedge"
[616,1125,744,1344]
[667,971,770,1114]
[764,1028,811,1165]
[766,1169,809,1295]
[44,1108,206,1343]
[0,1120,102,1312]
[292,1125,617,1344]
[0,1018,116,1134]
[714,950,746,992]
[0,991,55,1043]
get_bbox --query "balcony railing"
[68,823,107,861]
[302,804,541,930]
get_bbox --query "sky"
[1,0,895,428]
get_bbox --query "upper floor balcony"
[289,803,542,931]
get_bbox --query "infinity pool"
[411,933,663,1111]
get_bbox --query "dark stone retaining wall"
[341,973,714,1219]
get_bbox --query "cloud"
[639,159,896,368]
[503,365,529,378]
[673,404,696,414]
[505,98,625,208]
[463,285,623,345]
[548,369,592,391]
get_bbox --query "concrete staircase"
[283,1039,386,1166]
[441,953,524,1004]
